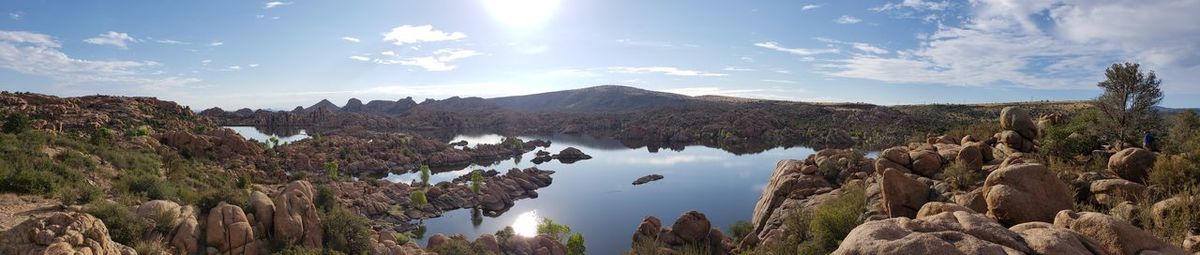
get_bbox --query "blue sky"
[1,0,1198,109]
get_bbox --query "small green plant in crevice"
[748,181,866,255]
[470,170,484,194]
[536,217,571,241]
[941,161,981,191]
[324,161,339,181]
[728,220,753,245]
[419,165,431,186]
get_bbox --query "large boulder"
[136,200,199,254]
[206,202,258,255]
[671,211,712,243]
[956,143,984,173]
[1009,222,1105,255]
[953,187,988,214]
[0,212,136,255]
[1107,148,1156,183]
[1089,179,1146,205]
[1054,210,1188,255]
[274,180,322,248]
[909,150,943,177]
[983,163,1073,226]
[749,160,831,238]
[249,191,275,239]
[881,168,930,218]
[1000,106,1038,139]
[632,216,661,246]
[833,211,1033,254]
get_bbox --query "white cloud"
[83,31,138,49]
[0,30,198,88]
[382,25,466,46]
[762,79,798,84]
[200,59,212,64]
[609,67,727,77]
[248,64,259,68]
[228,65,242,70]
[871,0,951,12]
[835,15,862,24]
[801,4,822,11]
[341,37,360,43]
[354,48,480,71]
[852,43,889,54]
[263,1,293,9]
[8,12,21,20]
[754,41,839,56]
[155,39,190,45]
[620,155,724,165]
[210,41,224,46]
[722,66,756,72]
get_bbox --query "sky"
[1,0,1199,109]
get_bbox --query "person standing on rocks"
[1144,131,1156,152]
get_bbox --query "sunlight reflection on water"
[512,211,540,237]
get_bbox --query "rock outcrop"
[881,168,931,219]
[630,211,732,255]
[1054,210,1189,255]
[632,174,664,185]
[273,180,322,248]
[206,202,258,255]
[136,200,200,254]
[0,212,136,255]
[983,163,1073,226]
[833,211,1035,254]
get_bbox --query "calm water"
[224,126,309,145]
[226,128,818,253]
[394,133,815,254]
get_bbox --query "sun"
[482,0,560,29]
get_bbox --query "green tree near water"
[470,170,484,194]
[1093,62,1163,146]
[419,165,431,186]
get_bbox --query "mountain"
[487,85,700,113]
[306,99,340,112]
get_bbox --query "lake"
[389,133,815,254]
[226,127,817,254]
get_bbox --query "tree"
[3,112,31,133]
[1093,62,1164,146]
[419,165,431,186]
[1167,110,1200,154]
[410,190,427,210]
[566,232,586,255]
[470,170,483,194]
[324,161,339,180]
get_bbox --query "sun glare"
[511,211,540,237]
[482,0,560,29]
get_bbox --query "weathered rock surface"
[748,159,832,243]
[881,168,930,219]
[207,202,258,255]
[1107,148,1156,183]
[136,200,200,254]
[274,180,322,248]
[630,211,732,255]
[1054,210,1189,255]
[983,163,1073,226]
[915,202,974,220]
[1009,222,1105,255]
[833,211,1033,254]
[0,212,136,255]
[1089,178,1146,205]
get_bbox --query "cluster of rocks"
[327,167,555,230]
[425,232,569,255]
[531,147,592,164]
[631,211,734,254]
[0,212,137,255]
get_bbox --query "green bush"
[941,161,981,191]
[86,201,147,245]
[119,174,178,201]
[567,232,586,255]
[1041,109,1103,159]
[1148,155,1200,192]
[0,168,60,194]
[537,218,571,241]
[470,170,483,194]
[324,161,339,180]
[197,188,249,211]
[410,190,427,209]
[728,220,753,244]
[132,239,168,255]
[57,184,103,205]
[2,112,31,133]
[321,206,373,255]
[315,185,338,212]
[804,182,866,254]
[428,238,491,255]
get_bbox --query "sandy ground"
[0,193,64,232]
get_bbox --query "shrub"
[132,239,168,255]
[237,175,252,190]
[410,190,427,209]
[1148,155,1200,193]
[119,174,178,201]
[321,206,373,255]
[1136,187,1200,246]
[315,185,338,212]
[324,161,339,180]
[1166,110,1200,154]
[0,168,60,195]
[2,112,31,133]
[419,165,431,186]
[470,170,483,194]
[428,238,491,255]
[197,188,249,211]
[57,184,103,205]
[941,161,981,191]
[728,220,753,244]
[126,125,151,137]
[86,201,147,245]
[566,232,586,255]
[394,231,415,245]
[537,218,571,241]
[273,247,345,255]
[1041,109,1103,159]
[495,226,515,241]
[803,181,866,254]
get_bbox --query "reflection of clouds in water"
[224,126,309,143]
[383,168,474,184]
[621,155,724,165]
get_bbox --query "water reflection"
[511,211,539,237]
[224,126,309,144]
